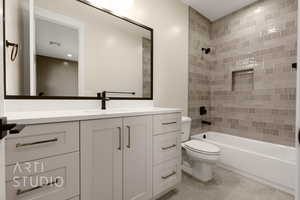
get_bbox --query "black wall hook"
[6,40,19,62]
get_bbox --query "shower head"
[202,48,211,54]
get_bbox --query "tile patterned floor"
[158,167,294,200]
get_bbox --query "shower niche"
[232,69,254,91]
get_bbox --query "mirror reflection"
[5,0,153,99]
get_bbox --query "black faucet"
[97,91,109,110]
[202,120,212,125]
[97,91,136,110]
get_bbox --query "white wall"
[126,0,189,115]
[4,0,189,115]
[83,22,144,96]
[0,0,6,198]
[5,0,25,95]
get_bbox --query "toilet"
[181,117,221,182]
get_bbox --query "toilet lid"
[183,140,220,154]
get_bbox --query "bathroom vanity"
[4,108,182,200]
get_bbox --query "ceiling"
[182,0,258,21]
[36,18,79,61]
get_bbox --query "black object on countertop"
[97,91,136,110]
[0,117,25,140]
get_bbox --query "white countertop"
[5,107,182,124]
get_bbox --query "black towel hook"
[6,40,19,62]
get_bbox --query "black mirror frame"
[3,0,154,100]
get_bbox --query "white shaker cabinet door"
[81,118,123,200]
[123,116,152,200]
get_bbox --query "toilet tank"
[181,116,192,142]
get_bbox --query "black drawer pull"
[162,144,176,150]
[117,127,122,151]
[162,171,176,179]
[162,122,177,125]
[16,179,58,195]
[126,126,131,149]
[16,138,58,148]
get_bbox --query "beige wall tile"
[188,0,297,146]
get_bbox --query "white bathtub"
[191,132,296,195]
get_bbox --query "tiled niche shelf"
[232,69,254,91]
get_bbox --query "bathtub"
[191,132,296,195]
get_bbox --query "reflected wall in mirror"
[4,0,153,99]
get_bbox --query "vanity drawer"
[153,113,181,135]
[153,158,181,196]
[6,152,79,200]
[6,122,79,165]
[153,132,181,165]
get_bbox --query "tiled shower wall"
[188,0,297,146]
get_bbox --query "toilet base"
[182,161,214,182]
[192,162,213,182]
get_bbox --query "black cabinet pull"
[117,127,122,151]
[126,126,131,148]
[16,138,58,148]
[162,144,177,150]
[16,179,58,196]
[298,129,300,145]
[161,171,176,179]
[162,122,177,125]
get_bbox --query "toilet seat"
[182,140,220,155]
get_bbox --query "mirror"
[4,0,153,99]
